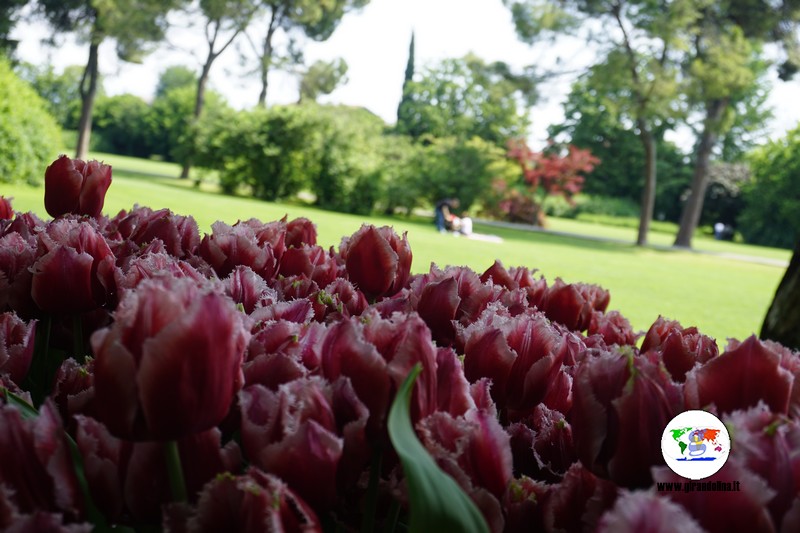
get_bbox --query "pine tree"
[396,31,416,134]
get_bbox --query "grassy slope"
[2,152,788,344]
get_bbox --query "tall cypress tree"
[395,30,416,134]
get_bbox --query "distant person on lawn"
[434,198,460,233]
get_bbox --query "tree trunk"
[636,123,657,246]
[761,240,800,350]
[674,98,729,248]
[257,10,280,108]
[75,38,101,160]
[179,59,213,179]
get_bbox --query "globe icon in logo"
[661,410,731,480]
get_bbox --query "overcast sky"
[12,0,800,148]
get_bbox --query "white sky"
[11,0,800,148]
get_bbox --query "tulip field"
[1,154,800,532]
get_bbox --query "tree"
[418,136,510,215]
[179,0,257,178]
[37,0,184,159]
[150,84,229,163]
[14,62,87,128]
[0,0,28,55]
[761,241,800,351]
[395,30,415,130]
[673,2,799,247]
[394,53,535,146]
[549,76,693,222]
[506,0,685,245]
[246,0,369,107]
[155,65,197,97]
[298,57,347,102]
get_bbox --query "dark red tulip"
[73,415,128,520]
[224,266,275,314]
[435,347,475,417]
[321,311,438,434]
[0,492,92,533]
[30,218,117,314]
[44,155,112,218]
[588,310,638,347]
[418,408,513,531]
[542,463,618,532]
[52,357,95,421]
[723,404,800,528]
[462,306,570,413]
[596,491,705,533]
[508,405,577,482]
[286,216,317,248]
[503,476,551,533]
[244,320,326,388]
[1,211,44,242]
[198,221,280,281]
[0,401,81,518]
[240,379,343,510]
[238,218,287,262]
[279,245,338,288]
[685,336,793,415]
[91,277,248,440]
[119,252,206,297]
[339,225,411,300]
[175,467,321,532]
[571,348,683,488]
[539,278,606,332]
[321,278,368,320]
[0,312,36,385]
[640,316,718,382]
[108,207,200,263]
[0,231,37,314]
[412,265,497,346]
[0,196,12,220]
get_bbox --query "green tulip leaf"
[387,364,490,533]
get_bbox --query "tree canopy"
[395,53,535,146]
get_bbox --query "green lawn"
[2,152,789,345]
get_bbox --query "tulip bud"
[339,225,412,300]
[91,277,248,440]
[44,156,112,218]
[0,312,36,385]
[0,196,12,220]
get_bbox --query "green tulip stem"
[164,440,187,503]
[360,444,383,533]
[25,314,53,406]
[72,314,84,363]
[386,498,402,533]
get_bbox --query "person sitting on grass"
[434,198,460,232]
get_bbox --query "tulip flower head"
[91,277,249,441]
[44,156,112,219]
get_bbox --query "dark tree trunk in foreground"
[761,240,800,350]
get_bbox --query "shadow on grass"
[473,222,642,255]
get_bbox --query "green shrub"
[194,105,319,201]
[0,56,62,185]
[738,127,800,249]
[93,94,155,158]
